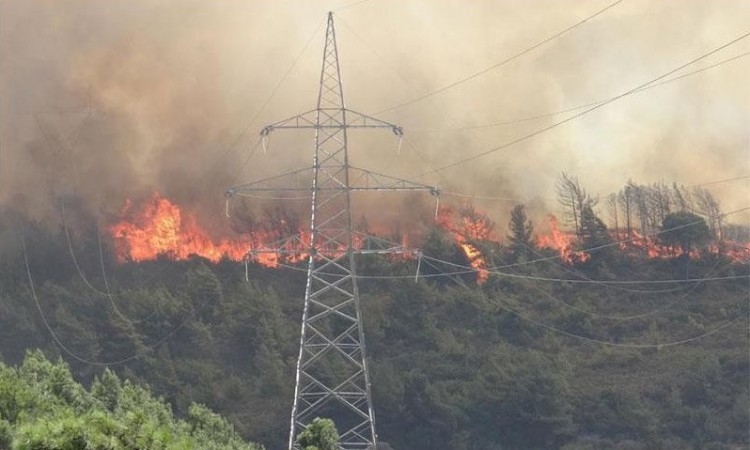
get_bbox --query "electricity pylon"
[226,12,437,450]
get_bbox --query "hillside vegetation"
[0,211,747,449]
[0,350,260,449]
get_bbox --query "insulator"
[415,252,422,283]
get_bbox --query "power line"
[274,244,747,347]
[420,255,747,286]
[206,17,325,177]
[488,206,750,270]
[508,271,713,321]
[272,258,748,286]
[239,237,747,341]
[690,174,750,187]
[424,252,738,321]
[440,171,750,204]
[228,137,264,186]
[421,249,748,348]
[95,215,163,325]
[250,206,750,285]
[334,0,371,12]
[214,255,749,348]
[29,18,325,325]
[438,227,715,294]
[60,200,131,324]
[336,16,465,131]
[375,0,626,114]
[487,293,744,349]
[440,189,544,203]
[490,244,727,320]
[58,199,170,298]
[419,31,750,177]
[22,235,214,367]
[383,206,750,281]
[406,51,750,132]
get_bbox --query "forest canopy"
[0,175,747,449]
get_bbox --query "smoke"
[1,0,748,233]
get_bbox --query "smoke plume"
[1,0,748,232]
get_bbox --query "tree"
[578,205,611,251]
[296,417,339,450]
[693,187,723,240]
[577,204,613,265]
[605,193,618,232]
[617,183,634,236]
[659,211,709,257]
[507,204,534,260]
[556,173,596,235]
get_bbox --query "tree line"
[0,191,747,449]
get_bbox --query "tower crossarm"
[242,231,422,262]
[225,167,313,196]
[347,167,438,194]
[243,233,310,258]
[261,108,403,136]
[225,167,438,196]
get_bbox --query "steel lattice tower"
[226,12,437,450]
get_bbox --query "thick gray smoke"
[1,0,748,232]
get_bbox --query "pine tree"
[507,204,534,261]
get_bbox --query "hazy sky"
[1,0,748,226]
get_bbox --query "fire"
[109,193,253,264]
[436,206,491,283]
[535,216,589,263]
[535,219,750,263]
[615,230,679,259]
[109,193,407,267]
[616,230,750,262]
[109,194,749,273]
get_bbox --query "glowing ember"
[716,241,750,263]
[615,230,750,262]
[535,216,589,263]
[615,230,678,259]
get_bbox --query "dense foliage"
[296,418,339,450]
[0,350,260,449]
[0,211,747,449]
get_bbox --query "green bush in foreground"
[0,349,262,450]
[296,417,339,450]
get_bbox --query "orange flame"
[109,193,254,264]
[535,216,589,263]
[615,230,750,262]
[436,206,490,283]
[109,193,413,267]
[109,195,749,273]
[615,230,679,259]
[716,241,750,263]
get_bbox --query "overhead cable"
[406,52,750,132]
[419,31,750,176]
[375,0,627,114]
